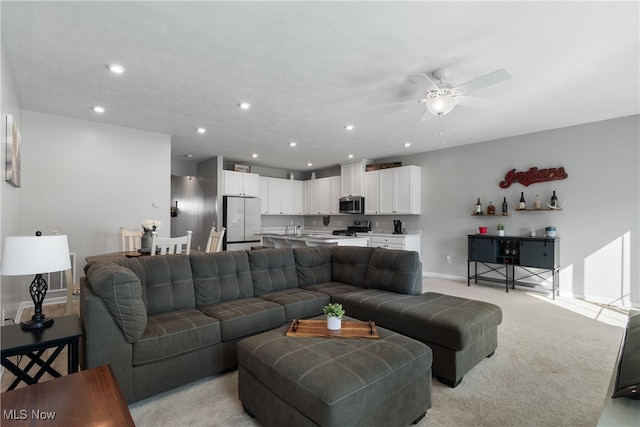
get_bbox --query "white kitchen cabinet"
[369,234,421,259]
[365,170,380,214]
[340,160,370,196]
[375,165,421,215]
[303,180,312,215]
[260,177,302,215]
[307,176,340,215]
[223,170,260,197]
[259,177,269,214]
[330,176,341,214]
[294,180,304,215]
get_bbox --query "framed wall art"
[5,114,21,187]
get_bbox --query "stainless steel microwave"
[339,196,365,214]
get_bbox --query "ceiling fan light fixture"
[425,95,458,116]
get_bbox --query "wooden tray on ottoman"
[286,319,379,339]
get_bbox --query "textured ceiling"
[2,1,638,172]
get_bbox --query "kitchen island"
[260,233,369,248]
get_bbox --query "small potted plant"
[497,223,505,236]
[323,303,345,330]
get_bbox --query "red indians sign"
[499,166,568,188]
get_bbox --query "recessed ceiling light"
[252,153,258,158]
[344,124,355,131]
[92,106,105,113]
[238,102,251,110]
[348,154,354,159]
[107,64,125,74]
[403,142,411,147]
[196,127,206,134]
[185,154,193,158]
[307,163,313,167]
[289,142,297,147]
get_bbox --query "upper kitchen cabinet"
[365,165,421,215]
[260,177,303,215]
[341,160,371,197]
[223,170,260,197]
[306,176,341,215]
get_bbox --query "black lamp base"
[21,316,54,330]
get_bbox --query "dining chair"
[150,231,192,255]
[120,226,142,251]
[205,227,225,253]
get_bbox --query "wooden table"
[1,315,83,391]
[1,365,134,426]
[85,250,201,265]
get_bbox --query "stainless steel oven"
[339,196,364,214]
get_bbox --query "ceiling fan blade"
[408,73,440,92]
[456,96,500,109]
[455,69,512,94]
[419,108,432,121]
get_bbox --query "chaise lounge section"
[80,245,502,403]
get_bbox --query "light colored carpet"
[127,278,628,427]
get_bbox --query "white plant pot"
[497,230,505,236]
[327,316,341,330]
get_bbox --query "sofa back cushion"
[191,251,253,307]
[105,255,196,315]
[248,248,299,296]
[330,246,374,288]
[365,248,422,295]
[293,247,332,285]
[85,262,147,343]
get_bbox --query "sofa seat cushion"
[132,308,221,367]
[259,289,330,322]
[300,281,364,298]
[248,248,299,296]
[200,298,285,341]
[365,248,422,295]
[335,291,503,351]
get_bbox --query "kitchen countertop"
[259,233,369,243]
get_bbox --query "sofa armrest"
[79,277,134,401]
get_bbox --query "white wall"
[381,115,640,307]
[1,42,24,318]
[18,111,171,301]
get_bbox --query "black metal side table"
[1,314,84,391]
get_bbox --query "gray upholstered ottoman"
[237,318,432,427]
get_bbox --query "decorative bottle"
[475,198,482,215]
[550,191,558,208]
[502,197,508,215]
[487,201,495,215]
[534,194,541,210]
[518,192,526,210]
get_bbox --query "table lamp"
[1,232,71,330]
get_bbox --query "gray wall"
[1,42,24,318]
[379,115,639,307]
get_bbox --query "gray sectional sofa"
[80,246,502,403]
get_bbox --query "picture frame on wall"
[5,114,21,187]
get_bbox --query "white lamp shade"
[1,235,71,276]
[426,95,458,116]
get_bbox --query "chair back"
[151,231,192,255]
[120,227,142,251]
[205,227,226,253]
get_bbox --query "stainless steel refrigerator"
[223,196,261,251]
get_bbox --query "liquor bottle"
[534,194,541,210]
[550,191,558,208]
[518,192,526,210]
[502,197,508,215]
[475,198,482,215]
[487,201,495,215]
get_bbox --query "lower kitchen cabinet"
[369,234,421,259]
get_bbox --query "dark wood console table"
[467,234,560,299]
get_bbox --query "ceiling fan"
[407,68,512,120]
